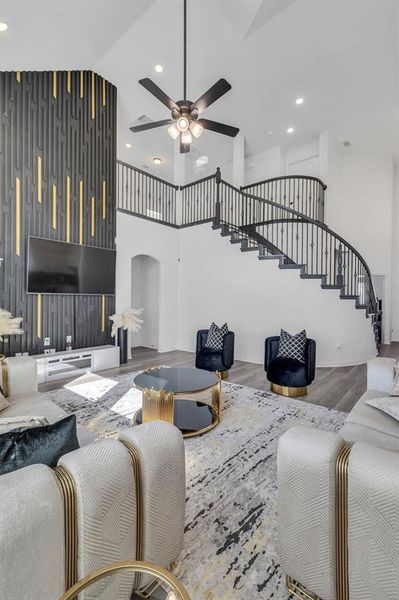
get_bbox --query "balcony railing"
[117,160,178,225]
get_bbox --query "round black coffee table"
[133,367,221,437]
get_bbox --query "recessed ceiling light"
[154,64,163,73]
[153,157,162,165]
[287,127,294,134]
[0,22,9,32]
[268,130,274,136]
[295,97,304,105]
[125,143,132,148]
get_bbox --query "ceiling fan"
[130,0,239,153]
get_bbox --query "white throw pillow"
[0,415,49,435]
[391,363,399,396]
[365,396,399,423]
[0,393,9,414]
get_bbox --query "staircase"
[117,161,382,349]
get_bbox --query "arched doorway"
[131,255,160,351]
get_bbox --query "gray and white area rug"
[48,371,346,600]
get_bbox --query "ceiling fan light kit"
[130,0,239,153]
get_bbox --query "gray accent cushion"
[364,396,399,423]
[0,393,9,413]
[204,322,229,350]
[0,415,49,434]
[341,390,399,449]
[277,329,307,363]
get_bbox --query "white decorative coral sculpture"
[109,307,144,338]
[0,308,23,342]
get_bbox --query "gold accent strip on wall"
[79,180,83,244]
[102,78,106,106]
[102,180,106,219]
[53,465,78,591]
[37,294,42,338]
[16,71,21,83]
[91,72,95,119]
[53,71,57,99]
[335,444,351,600]
[15,176,21,256]
[52,184,57,229]
[91,196,95,237]
[80,70,84,98]
[101,295,106,333]
[66,176,71,243]
[37,156,42,203]
[67,71,71,94]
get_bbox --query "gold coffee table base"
[135,374,222,438]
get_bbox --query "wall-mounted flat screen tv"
[27,237,116,294]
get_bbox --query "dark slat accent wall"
[0,70,116,356]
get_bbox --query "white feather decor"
[109,307,144,338]
[0,308,23,342]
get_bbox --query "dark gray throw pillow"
[205,322,229,350]
[0,414,79,476]
[277,329,307,363]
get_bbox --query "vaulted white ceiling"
[0,0,398,182]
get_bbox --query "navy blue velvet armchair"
[264,336,316,397]
[195,329,235,377]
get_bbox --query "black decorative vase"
[117,328,128,365]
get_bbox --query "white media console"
[34,345,120,384]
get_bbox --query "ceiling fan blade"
[180,136,191,154]
[192,78,232,113]
[139,78,179,111]
[197,118,239,137]
[130,119,174,133]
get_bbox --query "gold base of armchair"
[271,383,307,397]
[217,370,229,380]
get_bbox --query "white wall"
[116,211,179,355]
[244,132,395,344]
[391,166,399,340]
[117,213,377,367]
[285,140,319,176]
[244,146,283,185]
[321,134,394,343]
[131,255,159,349]
[178,223,376,367]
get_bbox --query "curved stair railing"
[216,176,381,346]
[241,175,327,222]
[116,161,381,347]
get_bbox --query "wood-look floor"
[40,343,399,414]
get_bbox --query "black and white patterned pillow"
[277,329,307,363]
[204,322,229,351]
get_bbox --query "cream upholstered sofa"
[277,356,399,600]
[0,357,186,600]
[1,356,96,446]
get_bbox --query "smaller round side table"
[58,560,191,600]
